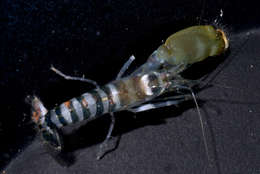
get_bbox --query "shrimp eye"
[147,73,162,94]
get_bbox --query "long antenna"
[178,86,210,163]
[190,90,210,162]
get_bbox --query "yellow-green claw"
[156,25,229,66]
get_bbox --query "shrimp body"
[48,71,167,127]
[31,70,172,150]
[30,25,229,155]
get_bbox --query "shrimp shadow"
[54,99,203,166]
[181,49,230,81]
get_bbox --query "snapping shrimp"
[30,25,228,160]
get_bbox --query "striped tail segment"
[30,96,63,150]
[46,86,121,128]
[45,71,166,128]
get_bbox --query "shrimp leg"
[116,55,135,79]
[97,55,135,160]
[50,65,100,88]
[127,95,192,113]
[50,55,135,86]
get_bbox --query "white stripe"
[140,74,153,96]
[71,98,84,121]
[107,84,121,110]
[38,101,48,116]
[82,93,96,117]
[50,110,63,128]
[96,88,109,114]
[129,104,156,113]
[60,103,73,124]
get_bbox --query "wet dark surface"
[1,0,260,173]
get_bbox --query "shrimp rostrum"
[30,25,229,159]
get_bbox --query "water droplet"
[220,9,223,17]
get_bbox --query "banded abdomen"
[47,71,167,129]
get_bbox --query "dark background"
[1,0,260,173]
